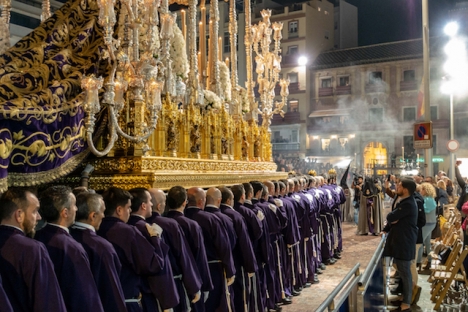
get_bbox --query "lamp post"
[441,21,467,182]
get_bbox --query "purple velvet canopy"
[0,0,110,191]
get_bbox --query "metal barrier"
[356,234,387,312]
[315,234,387,312]
[315,263,361,312]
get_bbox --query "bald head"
[206,188,222,207]
[263,181,274,195]
[148,188,166,214]
[187,187,206,209]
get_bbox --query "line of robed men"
[0,175,346,312]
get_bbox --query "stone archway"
[363,141,388,176]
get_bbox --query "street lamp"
[298,56,308,66]
[441,21,468,182]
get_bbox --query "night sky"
[344,0,458,46]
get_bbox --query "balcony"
[288,32,299,39]
[319,87,333,97]
[289,82,300,93]
[281,54,298,66]
[400,80,417,91]
[336,85,351,95]
[272,142,300,151]
[365,83,386,93]
[271,111,301,125]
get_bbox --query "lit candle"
[198,51,202,79]
[218,36,222,61]
[181,9,186,40]
[200,7,206,75]
[402,146,405,160]
[417,153,419,163]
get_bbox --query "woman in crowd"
[417,182,437,269]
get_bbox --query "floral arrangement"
[238,87,250,114]
[218,61,231,101]
[203,90,222,110]
[170,23,189,79]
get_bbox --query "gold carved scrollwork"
[187,102,202,156]
[162,94,180,156]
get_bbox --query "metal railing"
[316,263,361,312]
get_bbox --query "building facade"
[308,37,468,175]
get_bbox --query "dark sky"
[345,0,458,46]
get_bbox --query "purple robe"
[97,217,167,312]
[166,210,213,312]
[184,206,235,312]
[0,275,13,312]
[147,212,203,312]
[127,215,177,311]
[69,224,127,312]
[220,204,258,312]
[0,225,66,312]
[34,224,103,312]
[243,201,269,312]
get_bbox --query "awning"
[308,109,351,118]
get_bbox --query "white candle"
[402,147,405,160]
[218,36,222,61]
[181,10,186,40]
[417,153,419,163]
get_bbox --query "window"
[291,130,298,143]
[431,106,438,120]
[369,108,383,123]
[403,107,416,122]
[403,136,414,155]
[289,100,299,112]
[403,70,415,81]
[321,78,332,88]
[224,32,230,53]
[338,76,349,86]
[369,71,382,84]
[288,21,299,34]
[288,73,298,83]
[288,45,298,55]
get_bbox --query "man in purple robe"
[185,187,236,312]
[147,188,202,312]
[69,192,127,312]
[127,188,177,312]
[97,187,168,312]
[0,276,12,312]
[35,186,104,312]
[219,187,258,312]
[232,184,264,312]
[165,186,213,312]
[0,188,66,312]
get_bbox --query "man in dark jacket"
[382,178,418,312]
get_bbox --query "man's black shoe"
[282,297,293,305]
[269,304,282,312]
[294,286,302,292]
[303,282,312,288]
[292,289,301,296]
[316,268,322,274]
[319,263,326,270]
[334,253,341,259]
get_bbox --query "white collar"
[205,204,219,209]
[131,214,146,220]
[72,221,96,232]
[48,223,70,233]
[1,224,24,233]
[244,199,252,204]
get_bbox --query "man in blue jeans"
[382,178,418,311]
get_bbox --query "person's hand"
[192,291,201,303]
[146,223,163,237]
[256,210,265,221]
[227,276,235,286]
[379,231,387,237]
[248,272,254,278]
[456,160,462,167]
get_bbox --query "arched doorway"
[363,142,388,176]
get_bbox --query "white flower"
[170,23,189,79]
[203,90,222,109]
[238,87,250,114]
[218,61,231,101]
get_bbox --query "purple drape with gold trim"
[0,0,110,191]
